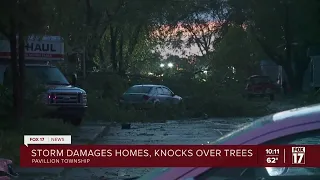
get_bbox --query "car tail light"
[142,95,150,100]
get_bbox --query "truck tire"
[70,118,82,126]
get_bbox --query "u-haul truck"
[0,35,87,126]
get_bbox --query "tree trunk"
[282,2,302,93]
[124,25,143,71]
[99,47,105,63]
[85,0,93,25]
[9,20,21,123]
[110,25,118,71]
[118,30,124,75]
[18,26,25,121]
[282,63,295,90]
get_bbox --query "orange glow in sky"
[152,21,222,57]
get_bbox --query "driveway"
[17,99,300,180]
[62,117,254,180]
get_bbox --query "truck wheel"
[71,118,82,126]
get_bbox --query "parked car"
[136,103,320,180]
[119,84,183,110]
[244,75,276,101]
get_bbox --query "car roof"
[218,103,320,144]
[153,104,320,180]
[273,103,320,121]
[132,84,165,88]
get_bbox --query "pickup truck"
[0,35,87,126]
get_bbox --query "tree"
[213,25,264,80]
[227,0,320,91]
[153,0,230,74]
[87,0,167,74]
[0,0,48,122]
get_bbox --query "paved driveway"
[62,117,254,180]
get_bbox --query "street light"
[160,63,165,67]
[168,62,173,68]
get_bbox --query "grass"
[0,118,75,164]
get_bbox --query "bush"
[0,83,74,164]
[0,118,74,164]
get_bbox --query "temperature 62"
[266,157,278,164]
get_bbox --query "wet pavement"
[61,117,254,180]
[16,100,300,180]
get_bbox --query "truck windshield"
[3,66,70,86]
[26,66,70,85]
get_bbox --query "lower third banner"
[20,145,319,167]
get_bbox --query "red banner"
[20,145,317,167]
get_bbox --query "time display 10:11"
[265,149,280,155]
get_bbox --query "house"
[260,46,320,92]
[260,59,283,84]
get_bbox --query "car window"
[161,87,172,95]
[156,87,163,95]
[196,130,320,180]
[126,86,152,94]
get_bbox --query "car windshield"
[26,66,70,85]
[125,86,152,94]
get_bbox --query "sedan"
[136,104,320,180]
[119,84,183,109]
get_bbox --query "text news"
[20,145,320,167]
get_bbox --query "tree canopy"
[1,0,320,122]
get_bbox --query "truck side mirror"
[71,73,77,86]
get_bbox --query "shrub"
[0,118,74,164]
[0,83,74,164]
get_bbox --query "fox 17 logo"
[291,147,305,165]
